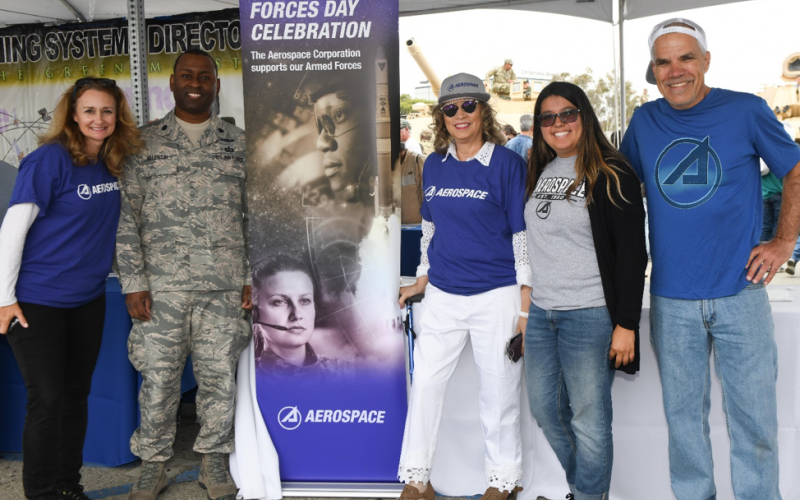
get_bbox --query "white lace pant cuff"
[486,461,522,492]
[397,466,431,485]
[398,450,432,484]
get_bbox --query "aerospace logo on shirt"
[533,176,586,201]
[424,185,436,202]
[655,136,722,209]
[532,176,585,219]
[76,181,120,201]
[77,184,92,200]
[536,201,551,219]
[425,185,489,201]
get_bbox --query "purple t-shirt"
[420,144,526,295]
[10,143,120,307]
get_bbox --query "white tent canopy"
[399,0,750,21]
[0,0,753,131]
[0,0,240,25]
[0,0,751,26]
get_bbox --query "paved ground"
[1,266,797,500]
[773,267,800,284]
[0,404,215,500]
[0,404,472,500]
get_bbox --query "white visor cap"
[645,18,707,84]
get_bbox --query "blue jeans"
[792,235,800,261]
[650,283,781,500]
[524,304,615,500]
[761,193,781,242]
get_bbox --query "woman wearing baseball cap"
[397,73,530,500]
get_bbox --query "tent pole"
[611,23,619,139]
[57,0,86,22]
[127,0,149,126]
[619,0,626,138]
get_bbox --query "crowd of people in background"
[1,14,800,500]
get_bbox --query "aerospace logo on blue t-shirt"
[424,185,436,202]
[654,136,722,209]
[77,184,92,200]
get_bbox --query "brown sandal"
[400,483,436,500]
[479,486,523,500]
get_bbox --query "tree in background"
[551,69,640,133]
[400,94,437,116]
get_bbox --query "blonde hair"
[39,80,144,177]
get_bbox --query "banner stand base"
[281,482,403,498]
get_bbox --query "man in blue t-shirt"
[621,18,800,500]
[504,114,533,160]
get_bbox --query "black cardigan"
[586,162,648,374]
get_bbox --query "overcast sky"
[398,0,800,100]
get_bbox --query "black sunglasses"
[537,109,581,127]
[72,77,117,99]
[440,99,479,118]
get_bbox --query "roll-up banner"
[239,0,406,484]
[0,9,243,169]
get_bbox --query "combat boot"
[198,453,237,500]
[128,461,168,500]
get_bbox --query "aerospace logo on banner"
[0,9,243,170]
[239,0,405,483]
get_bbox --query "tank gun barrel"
[406,38,441,98]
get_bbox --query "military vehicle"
[756,53,800,142]
[405,38,536,136]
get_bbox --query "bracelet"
[518,311,529,318]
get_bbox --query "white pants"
[398,284,523,491]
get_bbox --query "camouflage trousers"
[128,290,251,461]
[491,83,510,95]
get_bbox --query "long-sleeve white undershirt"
[0,203,40,307]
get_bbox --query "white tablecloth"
[426,285,800,500]
[231,342,283,500]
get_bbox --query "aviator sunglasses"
[537,108,581,127]
[440,99,479,118]
[72,77,117,99]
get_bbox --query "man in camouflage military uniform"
[485,59,516,99]
[116,49,250,500]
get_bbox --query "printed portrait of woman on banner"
[245,62,403,371]
[252,254,353,379]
